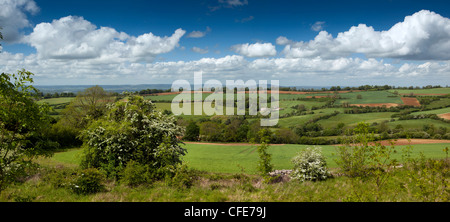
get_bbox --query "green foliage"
[53,85,114,137]
[184,121,200,141]
[0,70,56,192]
[119,160,152,187]
[403,151,450,202]
[79,96,186,179]
[69,168,106,195]
[42,167,106,195]
[256,129,274,182]
[291,147,331,182]
[335,122,398,178]
[166,164,199,190]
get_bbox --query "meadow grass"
[39,142,450,175]
[317,112,395,128]
[37,97,74,105]
[412,107,450,115]
[387,118,450,129]
[335,91,403,105]
[388,88,450,95]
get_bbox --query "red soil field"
[438,113,450,120]
[401,97,421,106]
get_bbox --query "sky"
[1,0,450,87]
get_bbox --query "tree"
[0,70,57,192]
[63,85,114,128]
[199,121,222,142]
[50,86,114,147]
[184,121,199,141]
[79,96,186,179]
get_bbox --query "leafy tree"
[50,86,114,147]
[79,96,186,179]
[184,121,199,141]
[0,70,57,191]
[199,121,222,142]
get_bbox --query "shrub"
[69,168,106,195]
[80,96,186,179]
[290,147,331,182]
[119,160,152,187]
[42,167,78,189]
[256,129,274,183]
[166,164,198,190]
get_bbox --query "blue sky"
[1,0,450,86]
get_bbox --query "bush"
[42,167,78,189]
[119,160,152,187]
[80,96,186,179]
[69,168,106,195]
[166,164,198,190]
[290,147,331,182]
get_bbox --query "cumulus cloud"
[0,0,39,42]
[24,16,185,62]
[279,10,450,60]
[232,42,277,57]
[187,26,211,38]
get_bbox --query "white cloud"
[0,0,39,42]
[191,46,209,54]
[1,8,449,86]
[24,16,185,62]
[219,0,248,7]
[311,21,325,32]
[280,10,450,60]
[187,27,211,38]
[232,42,277,57]
[235,15,254,23]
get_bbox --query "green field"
[46,142,450,175]
[317,112,395,128]
[336,91,403,105]
[37,97,74,105]
[413,107,450,115]
[387,118,450,130]
[388,88,450,95]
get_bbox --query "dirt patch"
[438,113,450,120]
[401,97,421,106]
[184,142,285,146]
[349,103,400,108]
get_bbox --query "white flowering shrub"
[291,147,331,182]
[80,96,186,180]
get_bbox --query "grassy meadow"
[42,142,449,175]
